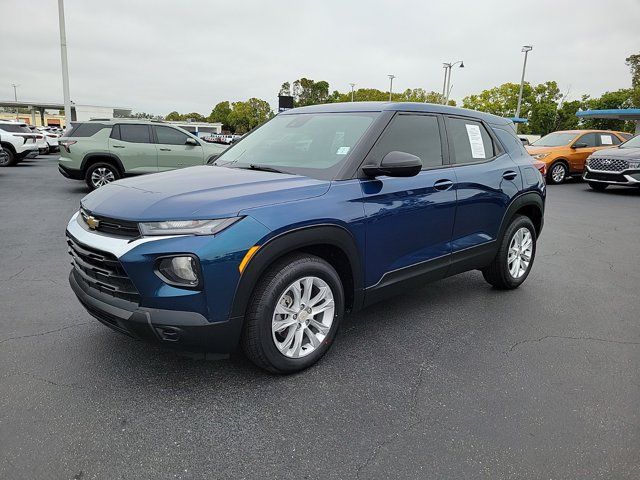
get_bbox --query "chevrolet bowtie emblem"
[86,215,100,230]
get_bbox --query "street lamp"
[349,83,356,102]
[442,61,464,104]
[515,45,533,132]
[57,0,72,130]
[388,75,395,101]
[11,83,19,120]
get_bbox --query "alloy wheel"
[551,164,566,183]
[271,276,335,358]
[91,167,116,188]
[507,227,533,279]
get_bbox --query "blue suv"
[66,102,545,373]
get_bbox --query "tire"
[241,253,344,374]
[588,182,608,191]
[482,215,537,290]
[0,146,17,166]
[85,162,120,190]
[547,161,568,184]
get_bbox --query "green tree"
[290,78,330,106]
[462,82,529,118]
[228,98,273,134]
[165,111,182,121]
[581,89,634,131]
[554,99,582,131]
[208,101,232,130]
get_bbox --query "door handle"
[159,148,171,151]
[502,170,518,180]
[433,179,454,191]
[112,145,125,148]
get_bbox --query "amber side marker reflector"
[239,246,260,274]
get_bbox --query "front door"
[361,113,457,290]
[154,126,204,171]
[567,132,600,172]
[108,124,158,174]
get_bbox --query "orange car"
[525,130,631,184]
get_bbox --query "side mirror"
[185,137,199,146]
[571,142,588,149]
[362,151,422,178]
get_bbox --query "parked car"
[583,133,640,190]
[58,119,228,189]
[65,102,545,373]
[526,129,629,184]
[0,143,8,165]
[0,120,40,166]
[28,126,50,154]
[37,127,60,152]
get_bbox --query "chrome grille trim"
[587,158,630,173]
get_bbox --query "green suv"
[58,119,227,189]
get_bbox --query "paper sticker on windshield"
[600,135,613,145]
[465,124,486,159]
[336,146,350,155]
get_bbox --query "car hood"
[81,166,330,221]
[525,145,562,155]
[589,147,640,159]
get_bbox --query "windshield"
[531,132,577,147]
[620,134,640,148]
[213,112,378,180]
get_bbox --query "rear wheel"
[0,146,17,166]
[547,161,568,184]
[241,253,344,374]
[482,215,536,290]
[588,182,608,191]
[85,162,120,190]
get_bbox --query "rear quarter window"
[493,127,529,157]
[65,123,110,138]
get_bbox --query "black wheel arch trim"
[81,153,125,175]
[498,191,544,239]
[229,223,364,320]
[0,142,17,154]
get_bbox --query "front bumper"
[69,269,242,352]
[583,168,640,186]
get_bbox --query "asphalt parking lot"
[1,156,638,479]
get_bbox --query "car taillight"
[60,140,77,153]
[532,160,547,177]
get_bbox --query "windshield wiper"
[240,164,288,174]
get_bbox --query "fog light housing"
[155,255,202,289]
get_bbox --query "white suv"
[0,121,40,166]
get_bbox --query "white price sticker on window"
[600,135,613,145]
[336,146,350,155]
[465,124,486,159]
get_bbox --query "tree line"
[156,52,638,135]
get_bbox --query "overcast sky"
[1,0,638,115]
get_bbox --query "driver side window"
[155,126,191,145]
[575,133,597,147]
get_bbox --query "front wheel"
[85,162,120,190]
[482,215,537,290]
[547,162,568,184]
[241,253,344,374]
[588,182,608,191]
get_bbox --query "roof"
[0,100,131,110]
[282,102,512,126]
[550,129,627,134]
[576,108,640,120]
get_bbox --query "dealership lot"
[0,156,638,479]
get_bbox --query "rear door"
[153,125,204,171]
[109,124,158,174]
[446,116,520,269]
[360,113,457,289]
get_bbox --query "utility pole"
[11,84,19,120]
[441,64,449,104]
[388,75,395,101]
[515,45,533,133]
[444,60,464,104]
[58,0,72,130]
[349,83,356,102]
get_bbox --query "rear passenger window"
[118,125,151,143]
[599,133,620,146]
[447,117,495,164]
[369,114,443,169]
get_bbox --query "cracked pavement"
[1,157,639,479]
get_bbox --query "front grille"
[67,234,140,303]
[588,158,629,172]
[584,171,628,183]
[80,208,140,238]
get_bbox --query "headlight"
[138,217,240,236]
[155,255,201,289]
[628,160,640,169]
[532,153,549,160]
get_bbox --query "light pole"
[11,83,19,120]
[57,0,72,130]
[515,45,533,132]
[349,83,356,102]
[442,60,464,104]
[388,75,395,101]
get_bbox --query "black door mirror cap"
[363,151,422,178]
[572,142,588,149]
